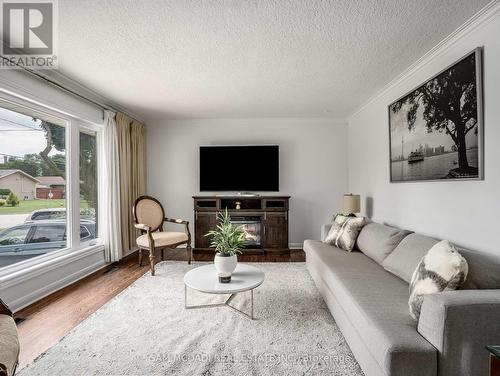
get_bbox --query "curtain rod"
[0,56,142,123]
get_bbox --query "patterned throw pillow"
[409,240,468,321]
[324,214,366,252]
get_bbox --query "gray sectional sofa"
[304,221,500,376]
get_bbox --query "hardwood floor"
[14,249,305,368]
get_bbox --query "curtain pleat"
[116,112,146,255]
[102,110,122,262]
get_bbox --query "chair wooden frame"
[133,195,192,276]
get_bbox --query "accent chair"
[133,195,192,275]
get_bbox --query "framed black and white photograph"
[389,48,483,182]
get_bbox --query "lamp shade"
[343,194,360,215]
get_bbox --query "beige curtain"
[116,112,146,254]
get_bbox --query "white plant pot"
[214,253,237,274]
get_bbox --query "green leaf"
[204,208,245,256]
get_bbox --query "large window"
[0,98,101,271]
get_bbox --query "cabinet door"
[195,212,217,248]
[263,212,288,249]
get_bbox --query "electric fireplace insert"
[230,216,262,247]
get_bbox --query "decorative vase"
[214,253,237,274]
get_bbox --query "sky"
[0,107,63,160]
[390,102,478,158]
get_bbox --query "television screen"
[199,145,279,192]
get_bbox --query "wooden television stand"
[193,195,290,255]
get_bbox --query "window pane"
[79,131,97,241]
[29,225,66,243]
[0,227,30,245]
[0,104,67,268]
[80,225,92,240]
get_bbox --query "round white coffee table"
[184,263,265,320]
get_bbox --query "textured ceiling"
[58,0,490,121]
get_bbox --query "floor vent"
[104,266,119,275]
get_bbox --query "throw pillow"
[324,214,366,252]
[408,240,468,321]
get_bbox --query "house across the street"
[36,176,66,199]
[0,169,40,200]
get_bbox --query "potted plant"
[205,209,245,274]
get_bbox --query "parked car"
[25,208,66,221]
[0,219,96,268]
[25,207,96,222]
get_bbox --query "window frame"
[77,122,101,246]
[0,92,103,278]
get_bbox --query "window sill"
[0,242,105,289]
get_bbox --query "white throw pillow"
[408,240,468,321]
[324,215,366,252]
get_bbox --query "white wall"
[348,7,500,254]
[147,118,348,246]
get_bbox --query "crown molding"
[347,0,500,120]
[154,116,348,124]
[37,70,146,124]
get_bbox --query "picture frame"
[388,48,484,183]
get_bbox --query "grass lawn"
[0,199,88,215]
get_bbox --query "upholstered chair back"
[133,196,165,232]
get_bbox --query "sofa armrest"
[321,224,332,242]
[0,315,19,376]
[418,290,500,376]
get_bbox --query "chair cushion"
[0,314,19,376]
[135,198,164,231]
[137,232,188,248]
[356,222,412,265]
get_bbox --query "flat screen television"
[199,145,279,192]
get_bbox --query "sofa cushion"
[356,222,412,264]
[457,248,500,289]
[382,233,440,283]
[0,315,19,376]
[304,240,437,376]
[382,232,500,289]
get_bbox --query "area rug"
[19,262,363,376]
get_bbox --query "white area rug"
[19,262,363,376]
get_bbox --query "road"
[0,213,28,229]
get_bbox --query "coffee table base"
[184,285,255,320]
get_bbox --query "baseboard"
[178,243,304,250]
[119,248,139,262]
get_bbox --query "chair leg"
[138,249,143,266]
[149,249,155,276]
[161,248,165,261]
[187,244,192,265]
